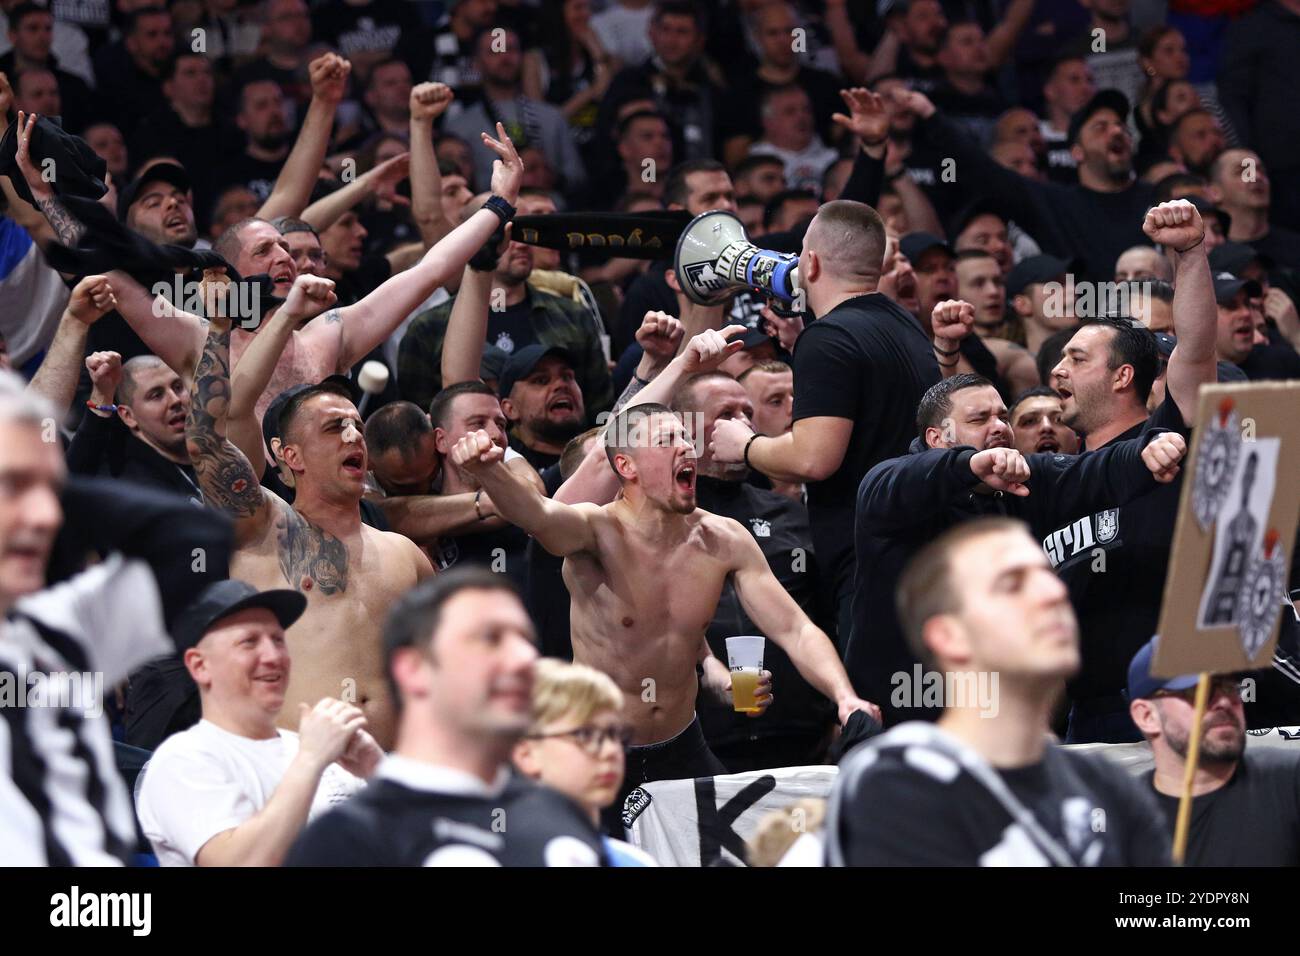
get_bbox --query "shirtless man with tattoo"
[450,403,881,790]
[9,83,522,424]
[186,279,435,750]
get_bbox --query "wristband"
[482,194,516,226]
[632,372,651,387]
[474,488,487,520]
[933,342,961,357]
[86,399,118,414]
[1174,235,1204,254]
[937,358,959,369]
[742,432,761,469]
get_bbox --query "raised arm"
[985,0,1036,70]
[331,124,524,370]
[258,53,350,221]
[107,269,207,378]
[441,263,495,386]
[300,152,409,233]
[409,82,455,248]
[823,0,871,84]
[185,271,276,542]
[450,429,599,557]
[729,523,879,725]
[228,275,338,473]
[11,109,85,247]
[1144,200,1216,426]
[26,275,118,417]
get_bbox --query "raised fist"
[970,446,1030,496]
[1143,199,1204,253]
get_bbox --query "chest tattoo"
[276,510,349,595]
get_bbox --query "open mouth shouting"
[674,461,696,493]
[1034,434,1061,453]
[341,449,366,479]
[167,408,188,432]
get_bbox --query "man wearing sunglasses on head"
[1128,635,1300,866]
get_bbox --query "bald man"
[710,199,942,647]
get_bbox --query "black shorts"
[605,715,728,837]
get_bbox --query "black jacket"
[846,432,1167,723]
[67,411,203,504]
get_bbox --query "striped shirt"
[1,555,170,865]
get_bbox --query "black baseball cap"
[1006,254,1075,297]
[173,579,307,651]
[1067,90,1130,146]
[899,232,953,264]
[948,197,1005,241]
[1153,331,1176,358]
[118,161,191,221]
[1209,241,1269,277]
[497,344,575,399]
[480,344,510,384]
[1212,271,1262,306]
[1127,635,1201,701]
[262,375,356,458]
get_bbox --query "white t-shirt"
[748,140,839,193]
[136,719,364,867]
[591,5,653,67]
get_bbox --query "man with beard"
[898,87,1156,282]
[221,79,295,202]
[398,197,614,416]
[450,402,879,806]
[1128,636,1300,866]
[1044,200,1220,742]
[846,373,1186,724]
[497,346,585,472]
[1008,386,1079,456]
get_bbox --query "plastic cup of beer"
[726,636,765,714]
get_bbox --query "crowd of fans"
[1,0,1299,867]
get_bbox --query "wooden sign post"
[1153,382,1300,865]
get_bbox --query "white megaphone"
[673,210,800,306]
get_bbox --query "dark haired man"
[711,200,941,647]
[847,373,1185,723]
[450,399,880,811]
[185,294,435,750]
[1045,201,1220,741]
[287,568,608,865]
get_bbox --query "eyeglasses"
[528,724,633,754]
[1153,676,1243,702]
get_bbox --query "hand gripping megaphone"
[673,210,801,306]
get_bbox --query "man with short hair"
[1208,148,1300,271]
[847,373,1185,722]
[1038,56,1095,184]
[287,568,608,865]
[442,28,584,197]
[0,371,230,864]
[136,580,382,867]
[954,248,1007,336]
[1167,109,1226,178]
[748,85,837,193]
[1128,636,1300,865]
[361,58,413,138]
[672,372,835,770]
[732,154,787,202]
[93,5,174,134]
[878,0,948,93]
[0,3,93,132]
[1009,386,1079,456]
[711,201,941,644]
[1114,244,1171,282]
[828,518,1172,866]
[185,291,435,750]
[452,400,880,801]
[1045,201,1221,741]
[130,52,220,217]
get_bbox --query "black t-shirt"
[693,476,834,765]
[790,293,941,589]
[313,0,421,63]
[830,726,1171,866]
[431,523,530,589]
[508,434,560,473]
[486,298,540,357]
[1238,343,1300,381]
[1048,394,1189,703]
[1149,749,1300,866]
[334,255,392,308]
[723,66,846,147]
[286,766,606,866]
[215,152,286,203]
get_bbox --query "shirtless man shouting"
[451,403,880,792]
[186,276,434,751]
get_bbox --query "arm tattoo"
[611,373,648,415]
[323,308,343,323]
[275,508,349,594]
[186,322,266,519]
[34,195,85,246]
